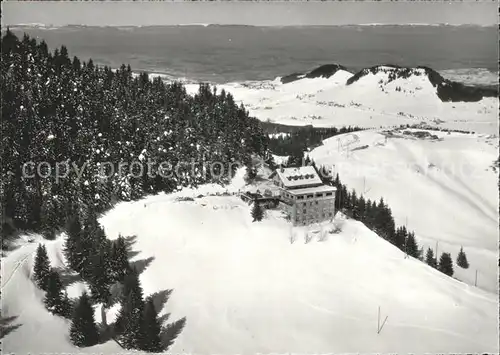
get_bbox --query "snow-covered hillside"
[0,236,120,354]
[185,65,497,135]
[2,59,498,354]
[2,181,498,354]
[309,128,499,294]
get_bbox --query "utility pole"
[474,270,478,287]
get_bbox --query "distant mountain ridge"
[4,23,496,30]
[280,64,351,84]
[281,64,498,102]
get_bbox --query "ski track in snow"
[391,139,497,225]
[1,252,32,291]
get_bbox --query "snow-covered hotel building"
[269,166,336,226]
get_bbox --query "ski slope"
[185,67,498,135]
[309,128,499,294]
[2,178,498,354]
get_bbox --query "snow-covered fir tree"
[119,292,144,349]
[251,202,264,222]
[64,214,83,272]
[115,266,144,348]
[244,164,257,183]
[139,297,163,352]
[438,252,454,277]
[69,292,99,347]
[425,247,437,268]
[404,231,420,259]
[88,247,113,304]
[33,243,51,291]
[44,268,71,317]
[109,235,130,282]
[456,246,469,269]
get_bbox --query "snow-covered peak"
[280,64,353,84]
[347,65,498,102]
[347,65,438,86]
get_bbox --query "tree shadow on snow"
[123,235,140,260]
[160,317,187,351]
[130,256,155,276]
[102,288,184,350]
[149,289,173,324]
[102,235,155,311]
[102,235,185,350]
[105,262,163,315]
[148,289,186,351]
[105,256,155,310]
[123,235,154,275]
[0,316,22,340]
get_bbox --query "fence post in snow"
[377,306,380,333]
[377,306,388,334]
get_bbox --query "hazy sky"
[2,1,497,27]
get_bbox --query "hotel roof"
[272,166,323,188]
[288,184,337,196]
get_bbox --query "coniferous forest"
[1,29,266,350]
[1,29,268,240]
[266,124,363,157]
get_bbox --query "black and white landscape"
[1,2,498,354]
